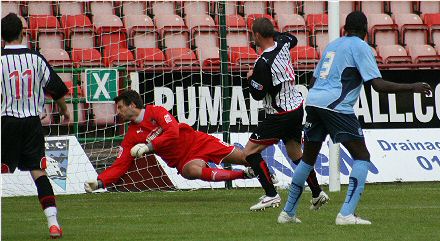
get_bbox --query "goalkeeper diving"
[85,90,255,193]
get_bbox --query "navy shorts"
[1,116,45,172]
[250,107,304,145]
[303,106,364,143]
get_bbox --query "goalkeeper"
[85,90,254,192]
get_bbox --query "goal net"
[1,1,329,195]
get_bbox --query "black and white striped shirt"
[249,32,303,114]
[1,45,68,118]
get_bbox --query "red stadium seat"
[60,15,94,48]
[123,15,155,47]
[103,47,135,67]
[135,48,166,67]
[388,1,414,15]
[246,14,277,30]
[229,47,258,65]
[155,15,189,49]
[360,1,384,14]
[221,15,247,31]
[29,15,62,44]
[273,1,297,15]
[406,44,440,63]
[227,32,250,47]
[339,1,356,16]
[299,1,326,16]
[121,1,147,16]
[196,47,220,66]
[276,14,308,46]
[376,45,412,64]
[367,14,398,46]
[1,1,20,17]
[194,31,219,49]
[93,15,127,49]
[290,46,320,65]
[307,14,329,51]
[243,1,267,17]
[424,14,440,47]
[91,103,116,125]
[224,1,239,15]
[28,1,53,16]
[151,1,176,17]
[90,1,114,16]
[393,14,428,46]
[185,15,217,47]
[39,49,72,67]
[371,47,383,64]
[183,1,209,16]
[165,48,199,67]
[71,48,103,67]
[58,2,85,16]
[419,1,440,18]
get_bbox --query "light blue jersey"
[306,36,382,114]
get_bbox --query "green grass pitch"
[2,182,439,241]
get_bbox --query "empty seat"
[229,47,258,65]
[194,32,219,49]
[28,1,53,15]
[371,47,383,64]
[155,14,186,30]
[290,46,320,64]
[92,103,116,125]
[94,15,127,49]
[224,1,238,15]
[307,14,328,50]
[222,15,247,31]
[367,14,398,46]
[388,1,414,14]
[122,1,147,16]
[151,1,176,17]
[185,15,217,47]
[393,14,428,46]
[90,2,114,16]
[104,47,135,67]
[123,15,155,47]
[376,45,412,64]
[39,49,71,67]
[60,15,93,48]
[155,15,189,49]
[273,1,297,15]
[243,1,266,16]
[135,48,166,67]
[339,1,355,16]
[419,1,440,17]
[1,2,20,17]
[227,32,250,47]
[276,14,308,46]
[59,2,84,16]
[300,1,326,15]
[165,48,199,67]
[360,1,384,14]
[406,44,440,63]
[424,14,440,47]
[196,47,220,66]
[246,14,277,30]
[29,16,63,49]
[184,1,209,16]
[71,49,103,67]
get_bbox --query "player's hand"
[247,69,254,80]
[59,108,70,123]
[130,143,150,158]
[412,82,432,96]
[84,180,99,193]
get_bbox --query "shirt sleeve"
[248,59,271,100]
[149,106,180,154]
[353,41,382,83]
[40,55,68,100]
[97,137,135,187]
[274,32,298,50]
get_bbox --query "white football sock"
[44,207,59,228]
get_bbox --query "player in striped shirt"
[1,13,70,239]
[244,18,328,211]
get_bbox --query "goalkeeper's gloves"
[84,179,103,193]
[130,143,153,158]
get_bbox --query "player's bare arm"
[370,78,432,95]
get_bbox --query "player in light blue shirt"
[278,11,432,225]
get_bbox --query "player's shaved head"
[1,13,23,43]
[114,90,143,108]
[344,11,368,39]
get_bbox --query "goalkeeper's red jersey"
[98,105,213,187]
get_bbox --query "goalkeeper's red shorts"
[176,132,235,173]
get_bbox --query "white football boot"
[277,211,302,224]
[310,191,330,210]
[250,194,281,211]
[335,213,372,225]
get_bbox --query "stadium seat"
[290,46,320,65]
[243,1,267,17]
[123,15,155,47]
[229,47,258,65]
[58,2,85,16]
[165,48,199,67]
[339,1,356,16]
[367,14,398,46]
[371,47,383,64]
[71,48,103,67]
[90,1,114,16]
[419,1,440,18]
[388,1,414,15]
[273,1,297,15]
[224,1,238,15]
[194,31,219,49]
[376,45,412,64]
[155,15,189,49]
[135,48,166,67]
[360,1,384,14]
[183,1,209,16]
[103,47,136,67]
[196,47,220,66]
[1,1,20,16]
[276,14,308,46]
[60,15,94,49]
[246,14,277,30]
[93,15,127,49]
[307,14,329,51]
[299,1,327,16]
[424,14,440,47]
[29,16,64,49]
[185,15,217,46]
[151,1,176,17]
[91,103,116,125]
[39,49,72,67]
[28,1,53,16]
[393,14,428,46]
[221,15,247,31]
[121,1,147,16]
[406,44,440,63]
[226,32,250,47]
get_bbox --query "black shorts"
[250,106,304,145]
[303,106,364,143]
[1,116,45,172]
